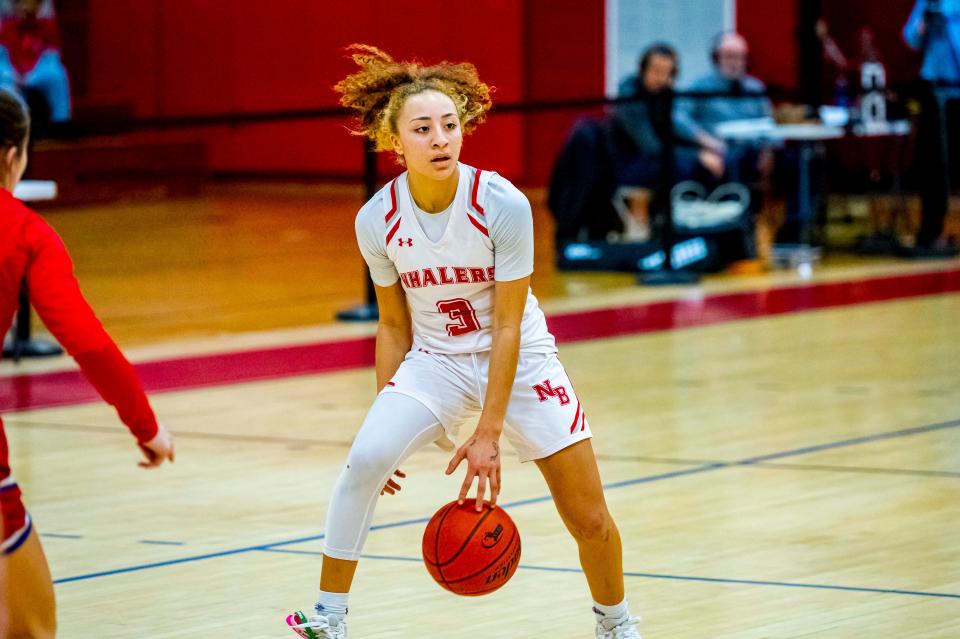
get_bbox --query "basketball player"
[0,89,174,638]
[286,46,641,639]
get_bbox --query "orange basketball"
[422,499,521,596]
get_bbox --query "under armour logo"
[532,379,571,406]
[398,238,413,247]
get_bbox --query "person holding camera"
[903,0,960,257]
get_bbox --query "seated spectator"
[610,43,725,192]
[676,32,772,138]
[549,44,724,244]
[675,32,773,184]
[549,43,757,270]
[0,0,71,127]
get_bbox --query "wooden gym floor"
[1,184,958,638]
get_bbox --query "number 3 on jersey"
[437,298,481,336]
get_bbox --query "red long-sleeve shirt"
[0,188,158,480]
[0,15,60,75]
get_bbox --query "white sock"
[315,590,349,618]
[593,598,630,627]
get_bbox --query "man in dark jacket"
[549,44,723,244]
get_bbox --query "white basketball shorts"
[381,348,592,462]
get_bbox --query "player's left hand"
[445,428,502,511]
[138,423,175,468]
[381,469,406,496]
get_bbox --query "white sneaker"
[596,615,642,639]
[286,610,347,639]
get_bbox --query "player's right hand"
[138,423,175,468]
[698,149,725,179]
[446,430,502,511]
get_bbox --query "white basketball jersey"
[364,164,555,355]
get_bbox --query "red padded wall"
[522,0,606,186]
[82,1,606,183]
[83,2,524,178]
[736,0,800,93]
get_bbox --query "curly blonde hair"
[334,44,493,153]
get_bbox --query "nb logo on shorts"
[532,379,570,406]
[398,237,414,247]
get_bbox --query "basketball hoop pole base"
[3,336,63,361]
[4,278,64,361]
[637,89,702,289]
[336,303,379,322]
[638,270,701,286]
[337,139,381,324]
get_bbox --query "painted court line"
[738,418,960,464]
[54,545,269,584]
[5,268,959,413]
[53,417,960,586]
[257,548,960,601]
[14,419,959,482]
[4,418,355,449]
[752,462,960,479]
[21,420,958,482]
[597,454,960,479]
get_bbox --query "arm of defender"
[23,218,174,466]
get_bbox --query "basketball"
[422,499,522,596]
